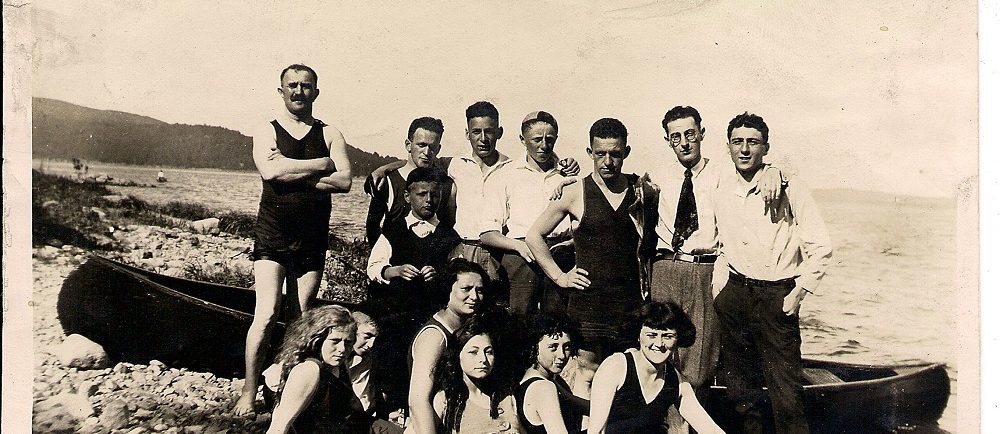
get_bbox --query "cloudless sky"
[32,0,977,198]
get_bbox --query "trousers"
[714,275,809,434]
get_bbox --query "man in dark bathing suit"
[234,64,353,415]
[526,118,658,395]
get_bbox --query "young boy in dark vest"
[363,166,460,411]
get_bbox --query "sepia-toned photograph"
[4,1,986,433]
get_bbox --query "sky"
[31,0,978,198]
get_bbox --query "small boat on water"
[58,256,950,431]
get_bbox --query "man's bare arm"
[253,124,336,182]
[310,127,352,192]
[526,183,589,289]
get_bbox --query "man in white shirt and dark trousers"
[713,112,833,434]
[480,110,576,315]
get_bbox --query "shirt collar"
[405,211,439,228]
[732,166,765,198]
[513,152,560,173]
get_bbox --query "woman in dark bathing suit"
[515,314,590,434]
[264,305,369,434]
[588,302,725,434]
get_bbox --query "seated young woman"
[406,258,491,434]
[587,302,725,434]
[516,314,590,434]
[263,305,368,434]
[421,318,521,433]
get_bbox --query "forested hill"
[32,97,398,174]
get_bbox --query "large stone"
[191,218,221,235]
[163,268,186,278]
[142,258,165,269]
[36,391,96,421]
[99,398,131,430]
[53,334,110,369]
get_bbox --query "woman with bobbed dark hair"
[515,314,590,434]
[407,258,492,434]
[263,305,366,434]
[588,302,725,434]
[420,317,521,433]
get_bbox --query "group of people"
[233,63,834,434]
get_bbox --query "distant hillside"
[32,97,398,175]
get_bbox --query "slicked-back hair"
[623,301,697,349]
[662,106,703,132]
[408,117,445,140]
[589,118,628,145]
[727,111,769,144]
[465,101,500,123]
[280,64,318,84]
[404,166,448,190]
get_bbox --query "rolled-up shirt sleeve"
[365,235,393,284]
[788,181,833,292]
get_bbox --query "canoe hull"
[707,360,950,432]
[57,256,346,377]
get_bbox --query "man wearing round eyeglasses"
[713,112,833,434]
[648,105,787,434]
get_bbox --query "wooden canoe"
[57,255,357,377]
[706,353,950,432]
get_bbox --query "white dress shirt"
[481,153,574,239]
[365,212,441,283]
[648,156,722,254]
[448,152,513,240]
[713,168,833,292]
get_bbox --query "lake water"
[35,160,958,432]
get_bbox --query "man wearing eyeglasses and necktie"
[713,112,833,434]
[647,106,784,434]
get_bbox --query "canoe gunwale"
[81,255,253,321]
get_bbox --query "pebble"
[32,230,269,433]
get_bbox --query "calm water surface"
[36,161,958,432]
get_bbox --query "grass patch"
[321,235,370,303]
[218,211,256,238]
[33,170,116,248]
[183,262,255,288]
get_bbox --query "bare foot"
[233,392,257,416]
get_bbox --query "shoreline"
[31,170,370,433]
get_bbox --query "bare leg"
[234,260,285,416]
[286,270,322,320]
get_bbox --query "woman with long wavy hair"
[422,318,521,433]
[263,305,373,434]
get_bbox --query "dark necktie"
[672,169,698,250]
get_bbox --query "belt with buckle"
[654,249,717,264]
[728,270,796,288]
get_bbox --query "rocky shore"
[32,225,268,433]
